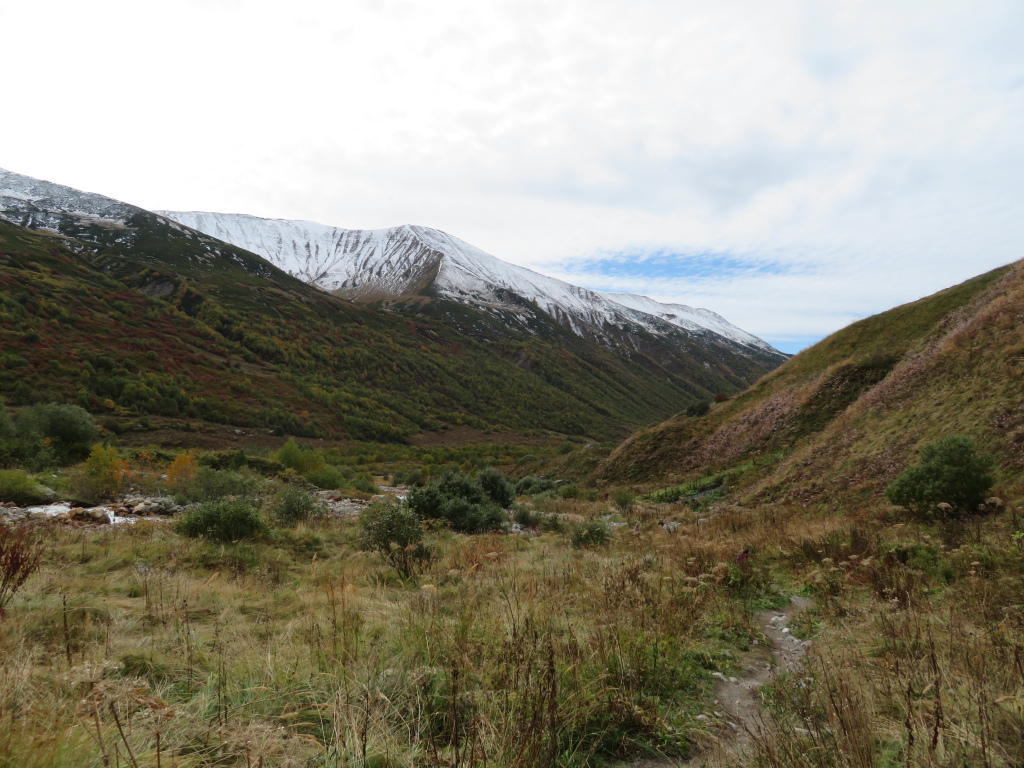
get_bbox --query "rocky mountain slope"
[157,211,784,367]
[599,258,1024,510]
[0,167,780,441]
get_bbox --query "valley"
[1,167,1022,768]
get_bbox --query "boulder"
[133,500,162,515]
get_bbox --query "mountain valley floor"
[1,432,1022,768]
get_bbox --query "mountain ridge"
[156,210,781,361]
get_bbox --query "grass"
[740,502,1024,768]
[0,495,782,768]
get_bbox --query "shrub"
[358,500,430,577]
[274,438,324,474]
[173,467,265,504]
[271,484,326,526]
[512,505,542,528]
[685,401,710,417]
[166,453,198,494]
[407,471,507,533]
[570,520,610,548]
[69,445,127,502]
[612,487,635,513]
[478,467,514,508]
[0,470,50,505]
[886,435,994,520]
[515,476,555,496]
[304,465,347,490]
[439,497,506,533]
[352,472,380,495]
[392,468,423,487]
[558,483,581,500]
[25,403,99,463]
[0,524,45,615]
[174,498,267,542]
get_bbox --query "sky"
[2,0,1023,353]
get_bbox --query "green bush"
[0,402,99,468]
[271,484,326,526]
[685,401,710,417]
[273,439,325,474]
[174,498,267,542]
[515,476,555,496]
[611,487,635,513]
[391,468,424,487]
[358,499,430,577]
[886,435,995,520]
[173,467,265,504]
[25,403,99,463]
[478,467,514,508]
[439,496,506,533]
[512,504,542,528]
[407,471,507,533]
[352,472,380,494]
[304,466,347,490]
[570,520,610,548]
[0,469,50,505]
[557,483,581,500]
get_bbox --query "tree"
[886,435,994,520]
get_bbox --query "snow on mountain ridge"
[159,211,776,354]
[0,167,136,222]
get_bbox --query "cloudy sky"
[3,0,1023,351]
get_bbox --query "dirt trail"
[628,594,811,768]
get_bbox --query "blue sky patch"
[555,249,797,282]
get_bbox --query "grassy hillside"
[0,217,775,443]
[599,260,1022,506]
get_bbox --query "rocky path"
[629,594,810,768]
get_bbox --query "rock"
[728,676,739,684]
[711,672,727,682]
[134,500,162,515]
[319,490,343,501]
[696,714,710,723]
[36,486,58,502]
[88,509,110,522]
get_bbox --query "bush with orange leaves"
[166,453,198,496]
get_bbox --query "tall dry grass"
[0,504,779,768]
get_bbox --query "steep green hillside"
[600,260,1023,506]
[0,218,750,442]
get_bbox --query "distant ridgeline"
[0,167,784,442]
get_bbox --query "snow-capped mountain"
[1,168,137,228]
[158,211,781,358]
[0,167,282,278]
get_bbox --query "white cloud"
[2,0,1022,346]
